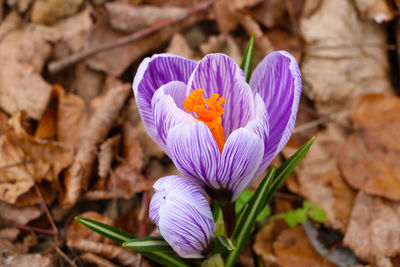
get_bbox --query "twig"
[48,0,218,74]
[23,160,59,235]
[292,110,347,134]
[52,243,78,267]
[0,219,56,235]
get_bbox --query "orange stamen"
[183,89,226,153]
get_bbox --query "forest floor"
[0,0,399,266]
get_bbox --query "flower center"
[183,89,226,153]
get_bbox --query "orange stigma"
[183,89,226,153]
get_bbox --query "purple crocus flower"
[149,175,216,258]
[133,51,301,201]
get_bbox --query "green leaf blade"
[75,216,134,244]
[123,237,172,252]
[240,33,255,82]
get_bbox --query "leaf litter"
[0,0,399,266]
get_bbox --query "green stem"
[220,202,236,237]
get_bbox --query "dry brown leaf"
[343,192,400,263]
[233,0,262,9]
[80,252,119,267]
[200,34,241,64]
[254,220,288,267]
[73,62,104,104]
[71,239,138,266]
[0,228,20,241]
[30,0,83,25]
[300,0,393,115]
[34,89,58,139]
[62,84,131,207]
[283,124,355,232]
[248,0,286,28]
[339,95,400,201]
[97,135,121,189]
[239,14,274,55]
[0,28,52,119]
[106,3,186,33]
[4,253,55,267]
[86,11,203,76]
[213,0,238,33]
[166,33,195,60]
[67,211,113,246]
[15,181,57,206]
[0,201,42,224]
[354,0,393,23]
[273,226,335,267]
[0,111,8,135]
[56,86,88,149]
[0,11,22,41]
[0,112,74,204]
[267,29,301,62]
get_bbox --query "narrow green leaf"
[75,216,134,244]
[215,236,237,251]
[225,166,276,267]
[123,237,172,252]
[283,211,298,227]
[302,201,315,210]
[76,217,189,267]
[308,208,327,222]
[240,33,255,82]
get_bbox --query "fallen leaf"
[30,0,83,25]
[248,0,286,28]
[343,192,400,263]
[339,95,400,201]
[267,29,301,62]
[97,135,121,189]
[0,28,52,119]
[166,33,196,60]
[0,111,8,135]
[0,11,22,41]
[4,253,55,267]
[0,228,20,241]
[80,253,119,267]
[239,14,274,55]
[62,84,131,207]
[213,0,239,33]
[0,112,74,204]
[106,3,186,33]
[233,0,262,9]
[273,226,335,267]
[56,86,88,149]
[300,0,393,115]
[73,62,104,104]
[200,34,242,64]
[0,201,42,225]
[354,0,393,23]
[283,124,355,232]
[34,89,58,139]
[86,9,204,76]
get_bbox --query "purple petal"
[132,54,196,146]
[218,128,264,201]
[187,54,255,137]
[166,122,220,190]
[152,83,196,148]
[249,51,301,161]
[162,81,188,109]
[149,175,215,259]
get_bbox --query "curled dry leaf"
[56,86,88,150]
[354,0,393,23]
[339,95,400,201]
[107,123,153,199]
[0,112,74,204]
[0,27,52,119]
[0,201,42,225]
[283,124,356,232]
[300,0,392,115]
[273,226,335,267]
[97,135,121,189]
[62,84,131,208]
[106,2,186,33]
[30,0,83,25]
[343,192,400,263]
[80,252,119,267]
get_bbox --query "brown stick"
[48,0,217,74]
[52,243,78,267]
[62,84,131,208]
[0,219,57,235]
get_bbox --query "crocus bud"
[149,175,215,258]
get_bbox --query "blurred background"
[0,0,399,266]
